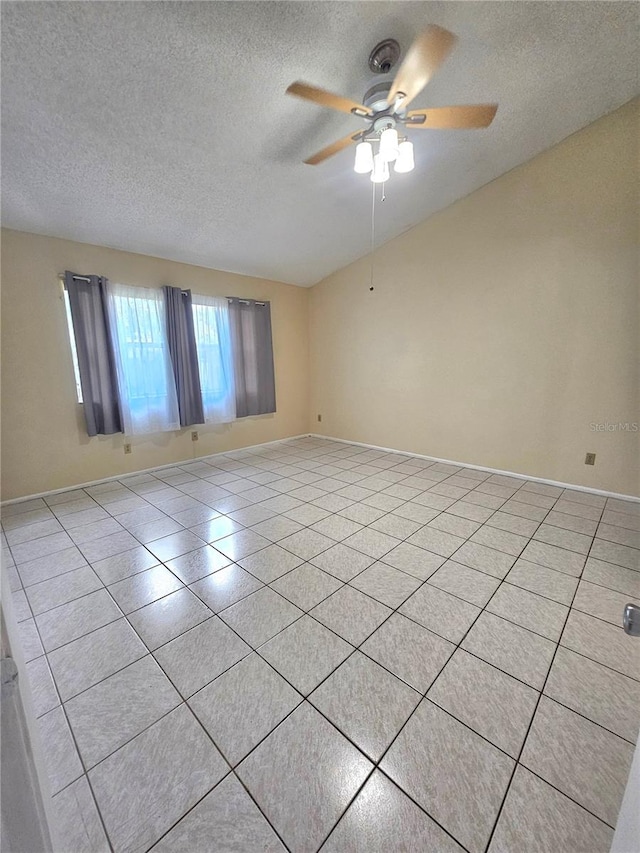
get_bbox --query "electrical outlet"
[317,414,322,422]
[191,430,199,442]
[123,443,132,455]
[585,452,596,466]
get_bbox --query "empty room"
[1,2,639,852]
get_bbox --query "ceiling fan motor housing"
[368,38,401,74]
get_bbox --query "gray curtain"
[228,299,276,417]
[163,286,204,426]
[65,271,122,436]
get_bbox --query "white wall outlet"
[123,443,132,455]
[585,452,596,465]
[191,430,199,441]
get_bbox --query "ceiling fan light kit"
[286,24,498,183]
[370,152,390,184]
[379,127,399,163]
[354,141,374,174]
[394,140,415,174]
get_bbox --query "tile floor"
[2,436,640,853]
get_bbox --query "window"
[106,283,180,435]
[191,295,236,423]
[63,286,83,403]
[64,270,275,437]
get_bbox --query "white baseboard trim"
[0,434,310,506]
[3,432,638,506]
[310,433,640,503]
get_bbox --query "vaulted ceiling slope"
[1,2,637,286]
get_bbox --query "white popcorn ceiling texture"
[1,1,637,286]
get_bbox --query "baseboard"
[4,432,638,506]
[310,434,640,503]
[0,434,311,506]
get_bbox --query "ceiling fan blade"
[286,82,372,117]
[304,132,363,165]
[387,25,457,110]
[405,104,498,128]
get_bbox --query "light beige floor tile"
[486,582,568,641]
[506,559,578,605]
[597,522,640,549]
[237,702,372,852]
[89,705,228,853]
[321,770,465,853]
[258,615,352,695]
[544,646,640,743]
[572,580,630,627]
[128,587,212,650]
[153,774,286,852]
[361,613,455,692]
[26,565,103,616]
[453,541,515,579]
[590,538,640,571]
[238,543,304,583]
[52,776,110,853]
[271,562,342,610]
[561,610,640,680]
[429,561,500,606]
[533,523,593,554]
[400,583,480,644]
[350,562,422,609]
[310,585,391,646]
[108,565,183,614]
[164,545,231,584]
[190,565,263,613]
[38,706,83,795]
[462,612,555,689]
[428,649,538,757]
[380,541,445,580]
[582,557,640,598]
[488,765,613,853]
[469,526,529,557]
[36,589,122,652]
[544,510,597,535]
[486,511,539,537]
[342,528,402,560]
[91,546,159,585]
[381,699,514,853]
[406,527,465,558]
[219,587,303,648]
[17,547,89,588]
[48,618,147,701]
[25,655,60,717]
[65,655,181,768]
[521,697,634,826]
[310,652,420,761]
[427,512,481,539]
[278,528,335,561]
[190,652,301,766]
[520,540,585,577]
[154,615,250,697]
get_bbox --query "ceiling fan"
[286,25,497,180]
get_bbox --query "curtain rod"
[227,297,267,307]
[58,273,92,283]
[59,276,267,308]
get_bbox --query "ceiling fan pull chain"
[369,179,376,291]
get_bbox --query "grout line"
[481,498,606,852]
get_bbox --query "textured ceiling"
[1,2,638,286]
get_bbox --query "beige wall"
[309,100,639,496]
[1,231,310,500]
[3,102,638,501]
